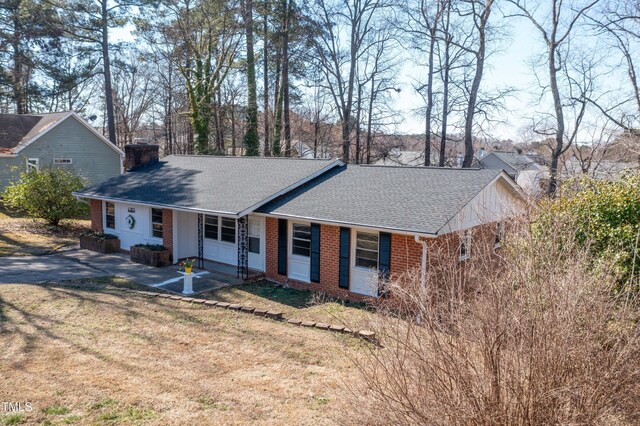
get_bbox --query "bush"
[81,231,119,240]
[132,243,166,251]
[348,216,640,425]
[1,167,88,226]
[535,172,640,286]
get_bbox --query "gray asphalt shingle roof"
[258,165,505,235]
[75,155,341,216]
[492,151,538,171]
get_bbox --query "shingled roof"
[0,112,70,153]
[258,164,515,235]
[74,155,343,216]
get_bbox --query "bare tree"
[507,0,602,194]
[308,0,388,163]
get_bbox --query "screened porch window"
[291,224,311,257]
[355,231,378,269]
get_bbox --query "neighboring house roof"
[74,155,343,217]
[483,151,540,172]
[0,111,124,157]
[258,165,519,236]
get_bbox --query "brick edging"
[108,287,377,342]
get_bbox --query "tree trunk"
[355,83,362,164]
[242,0,260,156]
[366,76,375,164]
[424,28,436,167]
[439,34,451,167]
[462,0,493,168]
[262,5,271,156]
[548,43,564,195]
[282,0,292,157]
[101,0,117,144]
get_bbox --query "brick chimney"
[124,144,159,171]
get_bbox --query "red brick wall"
[162,209,173,262]
[265,218,445,302]
[90,199,103,232]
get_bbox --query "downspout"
[414,235,428,297]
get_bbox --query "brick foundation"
[90,199,103,232]
[162,209,174,262]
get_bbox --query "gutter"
[414,235,428,297]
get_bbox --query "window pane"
[355,232,378,269]
[292,224,311,257]
[292,239,310,257]
[151,209,163,224]
[220,218,236,243]
[249,236,260,254]
[204,215,218,240]
[105,202,115,229]
[152,224,163,238]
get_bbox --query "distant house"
[75,146,524,301]
[0,111,124,191]
[479,151,547,195]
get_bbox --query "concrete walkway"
[0,248,248,294]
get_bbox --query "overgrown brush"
[347,214,640,425]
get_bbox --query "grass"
[0,278,365,424]
[0,208,89,257]
[206,281,373,329]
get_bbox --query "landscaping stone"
[169,295,182,300]
[157,294,171,298]
[315,323,330,330]
[301,321,316,327]
[192,299,207,304]
[287,319,302,325]
[204,300,219,306]
[228,304,242,310]
[329,325,345,332]
[358,330,376,340]
[240,306,255,313]
[253,309,268,317]
[342,327,354,334]
[216,302,230,308]
[181,297,195,302]
[265,311,283,320]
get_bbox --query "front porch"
[58,248,263,295]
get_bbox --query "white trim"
[172,209,178,263]
[53,157,73,165]
[26,158,39,171]
[12,112,125,159]
[235,159,344,217]
[353,229,380,271]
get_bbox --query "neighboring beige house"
[0,111,124,191]
[479,151,547,195]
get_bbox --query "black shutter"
[339,227,350,289]
[310,223,321,283]
[278,219,287,275]
[379,232,391,279]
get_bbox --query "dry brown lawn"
[0,210,89,257]
[0,278,364,425]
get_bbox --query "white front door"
[248,216,265,272]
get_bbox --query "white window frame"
[495,222,505,249]
[150,208,163,239]
[104,201,116,230]
[26,158,39,172]
[290,222,312,258]
[459,230,471,261]
[53,158,73,165]
[353,230,379,271]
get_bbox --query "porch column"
[237,216,248,279]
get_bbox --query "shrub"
[535,172,640,286]
[132,243,166,251]
[348,216,640,425]
[81,231,119,240]
[1,167,88,226]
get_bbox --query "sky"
[112,5,619,143]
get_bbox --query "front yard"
[0,278,365,425]
[0,206,89,257]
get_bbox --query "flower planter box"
[130,244,171,267]
[80,233,120,254]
